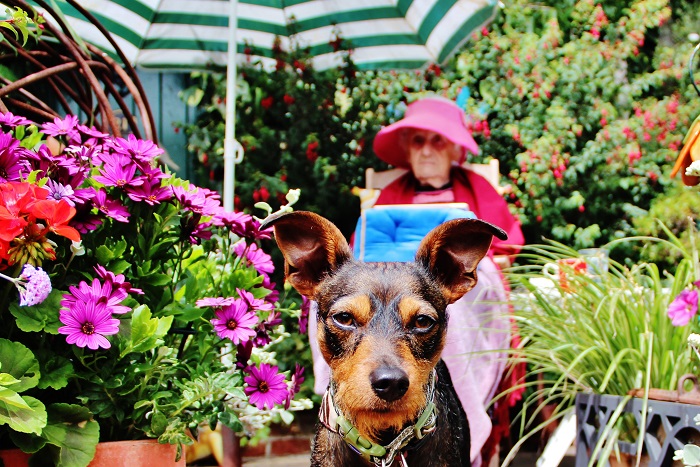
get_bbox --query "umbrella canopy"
[54,0,498,71]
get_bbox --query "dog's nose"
[369,366,409,401]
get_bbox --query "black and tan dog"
[263,211,506,467]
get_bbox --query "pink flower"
[667,289,699,326]
[62,277,130,315]
[244,363,288,410]
[210,300,258,344]
[299,295,311,334]
[58,301,120,350]
[196,297,235,309]
[234,241,274,276]
[92,188,130,223]
[284,364,305,409]
[108,133,164,163]
[237,288,273,312]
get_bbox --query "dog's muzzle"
[319,370,438,466]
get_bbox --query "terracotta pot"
[0,439,184,467]
[608,452,650,467]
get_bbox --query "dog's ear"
[261,211,352,299]
[415,218,508,303]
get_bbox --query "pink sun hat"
[372,96,479,169]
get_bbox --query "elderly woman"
[309,96,525,466]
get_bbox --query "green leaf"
[0,338,40,392]
[119,305,173,357]
[106,259,130,275]
[0,394,46,435]
[150,411,168,436]
[141,273,173,287]
[37,356,74,390]
[95,244,116,264]
[0,373,20,386]
[38,403,99,467]
[10,289,64,334]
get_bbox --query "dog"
[262,211,507,466]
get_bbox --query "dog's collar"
[319,370,438,467]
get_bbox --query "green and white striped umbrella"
[53,0,498,71]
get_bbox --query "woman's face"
[406,129,459,188]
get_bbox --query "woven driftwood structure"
[0,0,157,143]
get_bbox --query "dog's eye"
[332,312,356,329]
[413,315,435,332]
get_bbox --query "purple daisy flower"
[109,134,164,163]
[187,220,213,244]
[667,289,699,326]
[58,301,120,350]
[65,145,102,166]
[0,132,30,182]
[211,210,252,230]
[139,165,170,183]
[196,297,235,308]
[237,288,273,312]
[0,264,52,307]
[92,188,131,222]
[62,278,130,315]
[76,123,109,141]
[71,211,103,233]
[0,112,33,128]
[235,340,254,370]
[254,310,282,347]
[45,179,77,206]
[172,184,207,214]
[244,363,288,410]
[210,300,259,344]
[299,295,311,334]
[234,241,274,276]
[94,265,143,295]
[126,179,172,205]
[238,217,273,241]
[284,364,306,409]
[42,115,80,141]
[93,154,143,188]
[261,275,280,304]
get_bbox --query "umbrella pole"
[223,0,241,212]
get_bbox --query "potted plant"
[502,228,700,466]
[0,113,310,466]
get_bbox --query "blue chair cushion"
[353,204,476,262]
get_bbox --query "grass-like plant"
[502,224,700,466]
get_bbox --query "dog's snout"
[369,366,409,401]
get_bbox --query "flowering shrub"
[455,0,699,250]
[0,113,309,466]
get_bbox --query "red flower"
[0,182,48,242]
[283,94,295,105]
[31,199,81,242]
[261,96,274,109]
[306,141,319,163]
[329,37,343,52]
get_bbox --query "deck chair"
[354,158,511,267]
